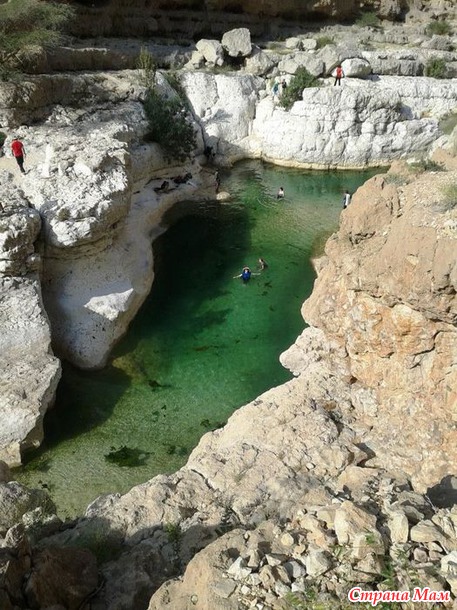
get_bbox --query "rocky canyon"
[0,2,456,609]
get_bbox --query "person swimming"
[234,266,252,282]
[241,266,251,282]
[258,258,268,270]
[277,187,285,199]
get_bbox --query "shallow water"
[18,160,377,517]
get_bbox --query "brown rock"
[25,547,98,610]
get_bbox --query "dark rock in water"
[104,446,150,467]
[148,380,172,390]
[200,418,211,428]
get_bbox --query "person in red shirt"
[11,136,26,174]
[334,65,344,87]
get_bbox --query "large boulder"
[341,57,372,77]
[0,482,55,535]
[25,547,98,610]
[221,28,252,58]
[244,47,275,76]
[196,39,224,66]
[278,52,325,76]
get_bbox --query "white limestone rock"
[221,28,252,58]
[250,85,439,167]
[196,39,224,66]
[182,72,260,163]
[302,38,318,51]
[0,277,61,465]
[244,46,275,76]
[278,52,325,77]
[341,57,372,77]
[285,37,302,50]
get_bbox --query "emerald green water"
[18,161,376,518]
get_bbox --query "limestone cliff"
[62,0,457,39]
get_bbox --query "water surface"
[18,161,376,517]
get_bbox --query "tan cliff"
[298,162,457,491]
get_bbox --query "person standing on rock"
[334,65,344,87]
[11,136,26,174]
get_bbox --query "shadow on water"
[113,198,253,360]
[23,198,253,463]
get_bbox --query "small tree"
[143,88,196,162]
[136,46,156,89]
[279,67,320,111]
[0,0,74,79]
[425,57,447,79]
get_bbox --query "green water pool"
[17,160,377,518]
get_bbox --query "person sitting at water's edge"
[277,187,285,199]
[342,190,351,208]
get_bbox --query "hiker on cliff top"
[334,65,344,87]
[11,136,26,174]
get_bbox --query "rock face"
[60,0,457,39]
[183,72,457,167]
[0,179,61,466]
[299,164,457,490]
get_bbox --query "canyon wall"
[62,0,457,39]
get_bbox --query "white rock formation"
[183,71,457,167]
[195,39,224,66]
[221,28,252,58]
[0,178,60,465]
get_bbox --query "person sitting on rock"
[154,180,169,193]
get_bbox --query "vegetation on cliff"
[279,67,320,111]
[0,0,74,79]
[139,49,196,162]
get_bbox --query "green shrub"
[136,46,156,89]
[424,57,447,78]
[407,159,444,173]
[441,184,457,210]
[143,88,196,162]
[427,20,452,36]
[279,67,320,111]
[356,12,383,29]
[0,0,74,79]
[316,36,334,49]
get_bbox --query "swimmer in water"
[277,187,285,199]
[258,258,268,270]
[233,266,252,283]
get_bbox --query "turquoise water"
[18,161,376,517]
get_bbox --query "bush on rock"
[144,88,196,162]
[279,67,320,111]
[0,0,74,79]
[425,57,447,78]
